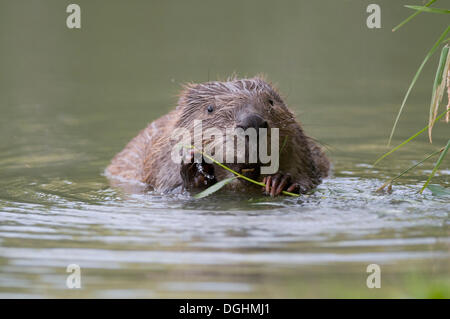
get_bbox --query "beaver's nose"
[236,114,268,130]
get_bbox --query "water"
[0,0,449,298]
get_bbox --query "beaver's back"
[106,111,177,184]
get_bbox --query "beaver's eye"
[268,99,274,106]
[207,105,214,113]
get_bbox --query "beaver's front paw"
[262,173,307,197]
[180,151,217,191]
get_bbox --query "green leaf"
[392,0,438,32]
[405,5,450,15]
[427,185,450,196]
[429,45,450,142]
[420,139,450,193]
[374,108,450,166]
[193,177,237,199]
[388,25,450,146]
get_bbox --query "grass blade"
[392,0,438,32]
[420,139,450,193]
[193,177,237,198]
[280,136,288,153]
[376,148,443,192]
[405,5,450,15]
[374,108,450,166]
[429,45,450,142]
[388,25,450,146]
[447,67,450,122]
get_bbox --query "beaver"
[106,76,329,196]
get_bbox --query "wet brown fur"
[106,76,329,193]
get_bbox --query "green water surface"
[0,0,449,298]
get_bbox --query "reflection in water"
[0,0,449,298]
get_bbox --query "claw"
[286,183,300,193]
[270,174,281,197]
[263,172,298,196]
[265,176,272,195]
[275,174,291,196]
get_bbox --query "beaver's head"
[175,77,297,189]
